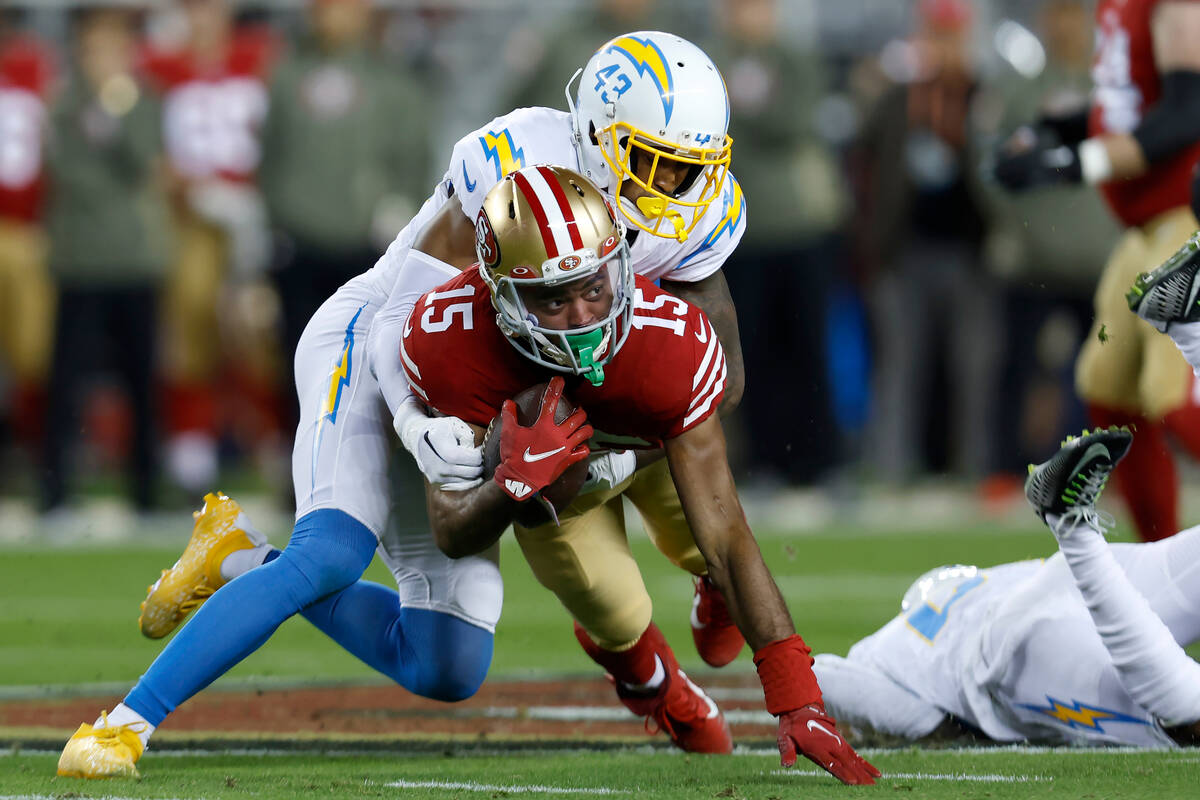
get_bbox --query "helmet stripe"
[511,169,560,257]
[535,165,585,252]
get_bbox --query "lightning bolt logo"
[310,304,366,487]
[322,305,365,424]
[605,36,674,124]
[479,129,525,181]
[705,177,745,247]
[1018,697,1150,732]
[676,177,745,269]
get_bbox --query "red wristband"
[753,634,822,715]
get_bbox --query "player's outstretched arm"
[661,272,744,415]
[665,416,879,785]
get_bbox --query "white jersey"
[844,550,1179,747]
[356,106,747,299]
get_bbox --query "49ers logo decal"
[559,255,582,271]
[475,211,500,268]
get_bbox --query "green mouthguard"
[565,328,606,387]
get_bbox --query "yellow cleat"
[57,714,145,779]
[138,491,266,639]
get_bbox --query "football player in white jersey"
[56,33,763,779]
[814,427,1200,747]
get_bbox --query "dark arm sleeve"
[1132,70,1200,164]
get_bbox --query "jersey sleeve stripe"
[398,335,421,380]
[692,318,719,390]
[399,337,429,401]
[683,353,726,429]
[688,340,725,414]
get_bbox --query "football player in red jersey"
[140,0,278,496]
[994,0,1200,542]
[399,165,878,785]
[0,11,55,458]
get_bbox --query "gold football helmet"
[475,164,633,387]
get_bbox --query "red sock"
[162,380,217,435]
[1089,404,1177,542]
[11,380,45,453]
[574,621,665,685]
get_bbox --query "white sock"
[1167,320,1200,379]
[1047,513,1200,726]
[219,543,276,582]
[96,703,154,748]
[217,509,272,582]
[620,654,666,693]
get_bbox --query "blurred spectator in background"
[705,0,850,486]
[259,0,430,432]
[142,0,276,497]
[994,0,1200,542]
[970,0,1120,481]
[504,0,671,110]
[0,9,55,475]
[854,0,999,483]
[41,7,168,513]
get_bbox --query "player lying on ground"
[814,427,1200,747]
[52,32,753,780]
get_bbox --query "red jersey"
[0,35,54,222]
[1090,0,1200,227]
[400,267,727,448]
[140,28,276,182]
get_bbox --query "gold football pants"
[0,218,52,382]
[162,210,227,382]
[1076,205,1199,419]
[513,458,707,651]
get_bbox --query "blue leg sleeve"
[124,509,377,726]
[301,583,493,702]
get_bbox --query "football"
[483,381,589,528]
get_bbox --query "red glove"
[493,376,593,501]
[755,635,880,786]
[777,704,880,786]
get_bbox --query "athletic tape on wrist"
[753,634,822,715]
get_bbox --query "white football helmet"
[567,31,732,242]
[475,164,634,387]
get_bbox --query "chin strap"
[635,196,688,242]
[566,328,607,387]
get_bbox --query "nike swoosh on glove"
[777,704,880,786]
[494,376,593,501]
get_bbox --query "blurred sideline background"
[0,0,1172,544]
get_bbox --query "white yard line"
[771,768,1051,783]
[385,779,621,795]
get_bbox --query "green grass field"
[2,515,1198,798]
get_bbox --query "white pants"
[819,532,1200,746]
[291,277,503,632]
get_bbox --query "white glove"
[580,450,637,495]
[393,398,483,490]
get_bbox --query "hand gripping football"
[483,381,589,527]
